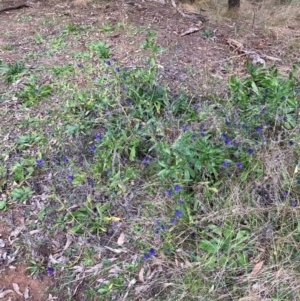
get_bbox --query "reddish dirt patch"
[0,265,49,301]
[0,221,50,301]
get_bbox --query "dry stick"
[0,4,32,13]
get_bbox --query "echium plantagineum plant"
[228,62,300,131]
[156,130,227,182]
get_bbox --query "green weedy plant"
[87,40,110,59]
[12,158,35,183]
[10,186,33,201]
[0,60,26,83]
[98,22,114,32]
[198,220,251,270]
[63,23,82,34]
[51,63,75,75]
[26,259,45,276]
[63,195,111,235]
[227,62,299,131]
[155,131,226,182]
[17,83,52,107]
[16,133,44,149]
[170,90,200,120]
[75,33,169,188]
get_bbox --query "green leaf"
[199,239,218,254]
[129,147,136,161]
[70,224,83,234]
[236,230,249,241]
[237,252,248,265]
[205,255,216,269]
[207,224,222,236]
[251,82,259,95]
[0,200,6,210]
[254,169,263,175]
[184,168,190,182]
[240,171,249,182]
[72,173,86,184]
[218,254,227,266]
[297,218,300,233]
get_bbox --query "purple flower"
[149,248,156,256]
[194,104,199,110]
[221,133,227,140]
[182,124,188,132]
[166,188,172,196]
[174,184,181,192]
[291,200,297,207]
[122,85,126,91]
[282,191,288,198]
[144,248,156,259]
[62,156,69,162]
[105,60,111,66]
[47,267,54,275]
[89,145,96,152]
[115,67,120,72]
[175,209,182,217]
[225,138,231,145]
[36,159,44,165]
[112,221,119,226]
[77,63,83,68]
[289,140,294,146]
[171,218,177,224]
[67,175,73,181]
[191,133,197,139]
[178,199,184,204]
[281,96,286,101]
[255,126,262,133]
[236,162,243,168]
[297,179,300,185]
[160,224,166,231]
[95,134,102,141]
[278,116,284,121]
[248,149,254,155]
[232,141,238,147]
[221,160,228,167]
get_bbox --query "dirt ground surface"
[0,0,299,299]
[1,220,50,301]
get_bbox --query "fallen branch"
[181,27,200,36]
[226,38,281,66]
[0,4,32,13]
